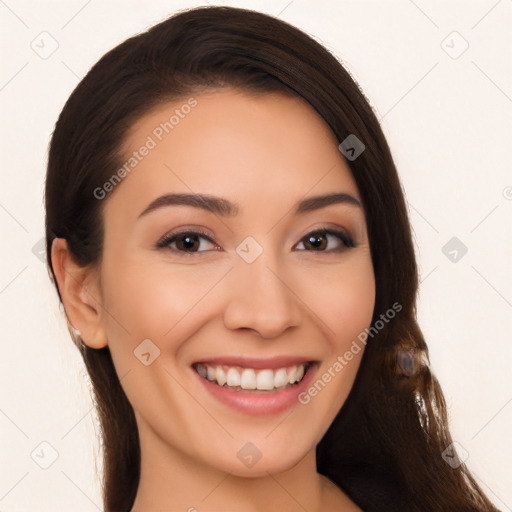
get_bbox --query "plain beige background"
[1,1,511,510]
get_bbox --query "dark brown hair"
[45,6,499,512]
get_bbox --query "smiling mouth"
[192,361,314,393]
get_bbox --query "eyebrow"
[137,191,361,219]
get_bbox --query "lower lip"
[192,363,317,416]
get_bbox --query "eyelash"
[155,226,356,255]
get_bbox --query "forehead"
[105,88,359,222]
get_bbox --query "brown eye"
[175,233,201,252]
[304,233,328,251]
[156,230,218,254]
[296,229,355,252]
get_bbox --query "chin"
[207,440,312,478]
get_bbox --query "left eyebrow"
[294,192,362,213]
[137,191,362,220]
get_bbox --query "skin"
[52,88,375,511]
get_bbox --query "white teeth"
[240,369,257,390]
[226,367,241,387]
[215,366,227,386]
[195,362,310,391]
[256,369,275,390]
[273,368,288,388]
[288,365,298,384]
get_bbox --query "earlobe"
[51,238,108,349]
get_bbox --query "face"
[94,88,375,476]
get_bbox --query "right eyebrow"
[138,193,239,219]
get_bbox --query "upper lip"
[192,356,318,370]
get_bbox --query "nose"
[223,254,303,339]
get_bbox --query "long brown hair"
[45,6,499,511]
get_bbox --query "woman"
[45,5,499,511]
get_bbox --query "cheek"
[302,255,375,347]
[297,255,374,410]
[334,265,375,347]
[99,259,225,360]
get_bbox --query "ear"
[51,238,108,349]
